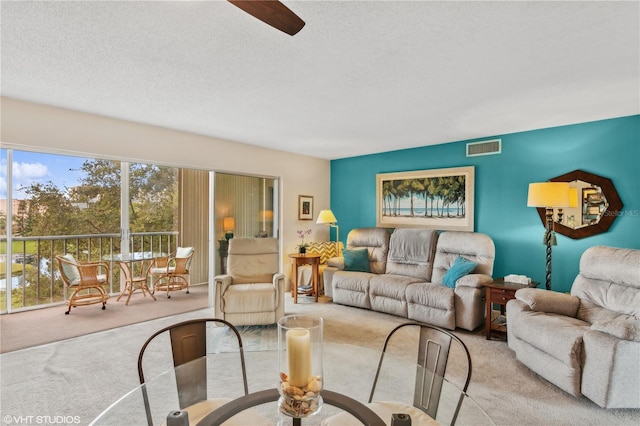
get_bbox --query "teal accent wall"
[330,115,640,293]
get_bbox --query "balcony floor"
[0,284,209,353]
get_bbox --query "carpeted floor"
[1,294,639,426]
[0,284,209,353]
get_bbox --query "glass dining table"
[103,252,166,304]
[90,342,494,426]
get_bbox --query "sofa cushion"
[406,283,454,311]
[346,227,390,274]
[515,288,580,317]
[369,275,420,317]
[431,231,495,284]
[579,246,640,288]
[442,256,477,288]
[343,248,371,272]
[581,330,640,408]
[332,271,375,308]
[60,254,81,285]
[509,310,590,365]
[222,283,277,313]
[227,238,279,284]
[572,275,640,319]
[406,283,456,329]
[591,316,640,342]
[385,228,437,281]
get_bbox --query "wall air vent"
[466,139,502,157]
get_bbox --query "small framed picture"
[298,195,314,220]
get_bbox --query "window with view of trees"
[1,149,278,313]
[1,149,179,311]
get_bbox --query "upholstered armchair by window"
[214,238,285,326]
[296,241,343,297]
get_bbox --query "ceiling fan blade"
[228,0,305,36]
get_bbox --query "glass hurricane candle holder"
[277,315,323,419]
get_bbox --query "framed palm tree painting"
[376,166,474,231]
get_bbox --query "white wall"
[1,97,332,285]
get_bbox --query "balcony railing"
[0,231,178,313]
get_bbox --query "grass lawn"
[0,240,38,254]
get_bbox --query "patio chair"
[137,318,271,426]
[56,254,111,315]
[322,322,472,426]
[150,247,194,298]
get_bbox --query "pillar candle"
[286,328,312,388]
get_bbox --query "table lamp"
[223,216,235,240]
[527,182,570,290]
[316,209,340,256]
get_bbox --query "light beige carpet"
[1,294,638,426]
[0,284,209,353]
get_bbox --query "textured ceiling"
[2,1,639,160]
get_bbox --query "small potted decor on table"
[297,229,312,254]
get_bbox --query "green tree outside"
[5,158,178,309]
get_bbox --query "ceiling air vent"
[466,139,502,157]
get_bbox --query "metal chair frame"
[137,318,249,426]
[368,322,472,425]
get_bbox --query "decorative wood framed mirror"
[535,170,623,239]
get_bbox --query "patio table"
[103,252,165,305]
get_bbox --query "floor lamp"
[527,182,570,290]
[316,209,340,256]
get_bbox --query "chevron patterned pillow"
[306,241,342,264]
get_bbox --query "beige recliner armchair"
[214,238,285,326]
[507,246,640,408]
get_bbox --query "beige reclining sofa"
[507,245,640,408]
[324,227,495,331]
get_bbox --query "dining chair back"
[369,322,472,425]
[137,318,270,426]
[56,254,111,314]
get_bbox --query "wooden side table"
[485,278,539,340]
[288,253,321,303]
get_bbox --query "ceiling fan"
[228,0,305,36]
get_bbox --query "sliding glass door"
[1,148,279,313]
[214,173,279,275]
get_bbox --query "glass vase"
[277,315,323,419]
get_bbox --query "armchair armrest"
[591,317,640,342]
[326,257,344,270]
[515,288,580,317]
[455,273,493,289]
[214,274,233,295]
[273,272,285,308]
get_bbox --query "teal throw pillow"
[442,256,478,288]
[343,248,370,272]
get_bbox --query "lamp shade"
[316,209,338,224]
[259,210,274,222]
[527,182,571,207]
[223,216,235,231]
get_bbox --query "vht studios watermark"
[3,415,81,425]
[602,209,639,217]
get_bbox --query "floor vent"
[466,139,501,157]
